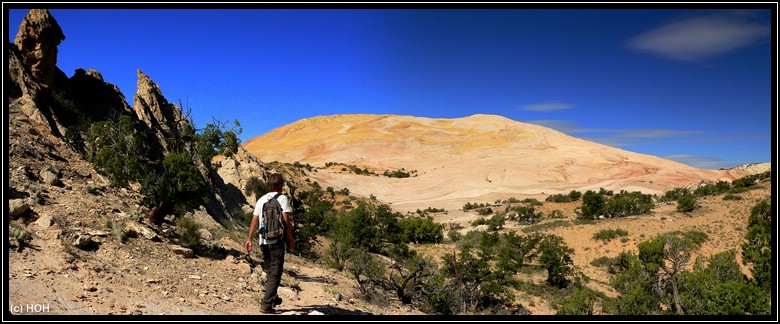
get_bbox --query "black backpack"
[262,193,285,241]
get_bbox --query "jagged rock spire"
[133,69,192,153]
[14,9,65,85]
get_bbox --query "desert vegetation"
[281,170,772,315]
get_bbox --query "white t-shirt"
[253,192,292,244]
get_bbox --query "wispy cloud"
[628,14,770,61]
[664,154,734,170]
[519,102,573,112]
[526,119,707,147]
[525,120,609,134]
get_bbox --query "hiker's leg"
[260,244,270,273]
[261,242,285,310]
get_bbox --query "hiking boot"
[274,296,282,306]
[259,306,275,314]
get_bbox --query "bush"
[601,191,654,218]
[723,194,742,201]
[176,217,202,249]
[593,228,629,242]
[548,210,565,219]
[556,286,597,315]
[244,176,267,198]
[194,118,242,167]
[546,190,582,203]
[578,190,605,220]
[399,216,445,244]
[448,229,463,242]
[85,114,149,187]
[659,187,691,202]
[676,194,697,213]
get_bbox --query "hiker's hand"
[245,239,253,253]
[288,240,295,253]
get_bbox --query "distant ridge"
[244,114,754,207]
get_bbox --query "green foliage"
[694,180,731,196]
[741,200,772,291]
[676,194,697,213]
[440,245,504,314]
[556,285,597,315]
[548,210,565,219]
[520,220,569,233]
[678,250,769,315]
[546,190,582,203]
[146,151,209,215]
[601,191,654,218]
[176,217,202,249]
[578,190,604,220]
[106,219,125,243]
[590,256,619,268]
[416,207,446,216]
[194,118,242,167]
[537,234,575,288]
[521,198,543,206]
[495,232,542,276]
[398,216,445,244]
[462,201,489,211]
[485,213,505,231]
[604,252,662,315]
[722,194,743,200]
[383,168,416,178]
[85,114,149,187]
[293,188,336,257]
[506,205,542,224]
[447,229,462,242]
[659,187,691,202]
[330,201,380,252]
[243,176,267,198]
[348,249,386,298]
[592,228,629,242]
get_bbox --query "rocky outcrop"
[133,70,193,153]
[13,8,64,85]
[60,68,134,124]
[8,9,132,138]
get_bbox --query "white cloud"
[519,102,573,112]
[628,14,770,61]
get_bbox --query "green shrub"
[676,194,697,213]
[244,176,267,198]
[578,190,605,220]
[593,228,629,242]
[549,210,565,219]
[448,229,462,242]
[176,217,202,249]
[723,194,742,201]
[106,219,125,243]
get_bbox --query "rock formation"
[8,9,66,136]
[133,69,193,153]
[13,8,64,85]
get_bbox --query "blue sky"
[6,5,775,169]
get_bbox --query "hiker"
[245,173,295,314]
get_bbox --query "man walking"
[245,173,295,314]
